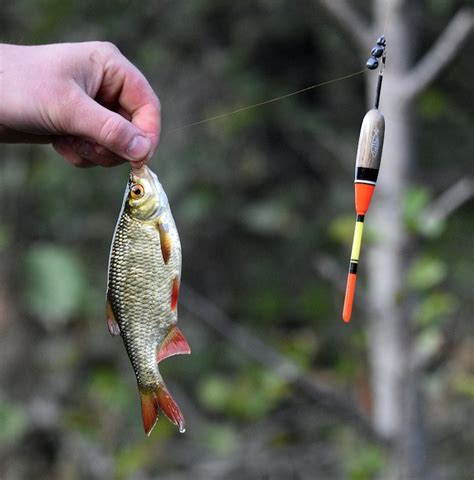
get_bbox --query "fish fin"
[106,299,120,336]
[139,388,159,436]
[156,383,186,433]
[156,221,172,265]
[171,276,180,311]
[157,327,191,363]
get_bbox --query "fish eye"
[130,183,145,199]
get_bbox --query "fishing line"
[165,0,394,135]
[382,0,393,36]
[165,69,366,134]
[382,4,391,35]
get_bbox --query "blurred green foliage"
[0,1,473,479]
[0,400,28,445]
[24,244,86,325]
[346,445,385,480]
[199,369,287,420]
[407,256,447,291]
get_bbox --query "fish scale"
[106,165,190,435]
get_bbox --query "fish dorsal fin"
[157,326,191,363]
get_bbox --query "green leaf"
[419,89,446,119]
[428,0,455,16]
[451,374,474,399]
[415,292,458,327]
[328,214,356,244]
[245,286,288,325]
[23,244,86,326]
[347,445,385,480]
[404,186,431,231]
[416,329,442,360]
[88,368,131,411]
[243,199,296,236]
[279,332,318,369]
[177,187,219,224]
[115,441,155,479]
[199,370,287,420]
[0,224,10,251]
[0,399,28,443]
[407,256,447,290]
[199,375,231,412]
[203,424,239,455]
[298,285,332,320]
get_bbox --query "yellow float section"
[350,220,365,262]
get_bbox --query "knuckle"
[86,42,122,72]
[100,41,121,56]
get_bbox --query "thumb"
[65,94,152,162]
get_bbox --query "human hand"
[0,42,160,168]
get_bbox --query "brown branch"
[283,124,354,177]
[180,284,387,444]
[404,7,474,98]
[414,326,456,374]
[315,129,355,173]
[421,177,474,233]
[316,0,372,49]
[313,254,346,291]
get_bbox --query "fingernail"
[127,135,151,160]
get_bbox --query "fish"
[106,165,191,435]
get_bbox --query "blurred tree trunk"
[367,2,421,478]
[368,3,472,479]
[319,0,473,478]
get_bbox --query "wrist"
[0,44,31,127]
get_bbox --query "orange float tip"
[342,273,357,323]
[355,183,375,215]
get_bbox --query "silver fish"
[106,165,190,435]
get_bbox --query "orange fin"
[106,299,120,336]
[171,276,180,311]
[139,388,159,436]
[157,221,172,265]
[157,326,191,363]
[156,383,186,433]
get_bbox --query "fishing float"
[342,36,387,323]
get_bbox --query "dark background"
[0,1,472,479]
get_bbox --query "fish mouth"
[129,164,169,215]
[130,165,151,184]
[131,165,161,191]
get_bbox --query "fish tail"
[139,388,159,436]
[139,383,185,435]
[155,383,186,433]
